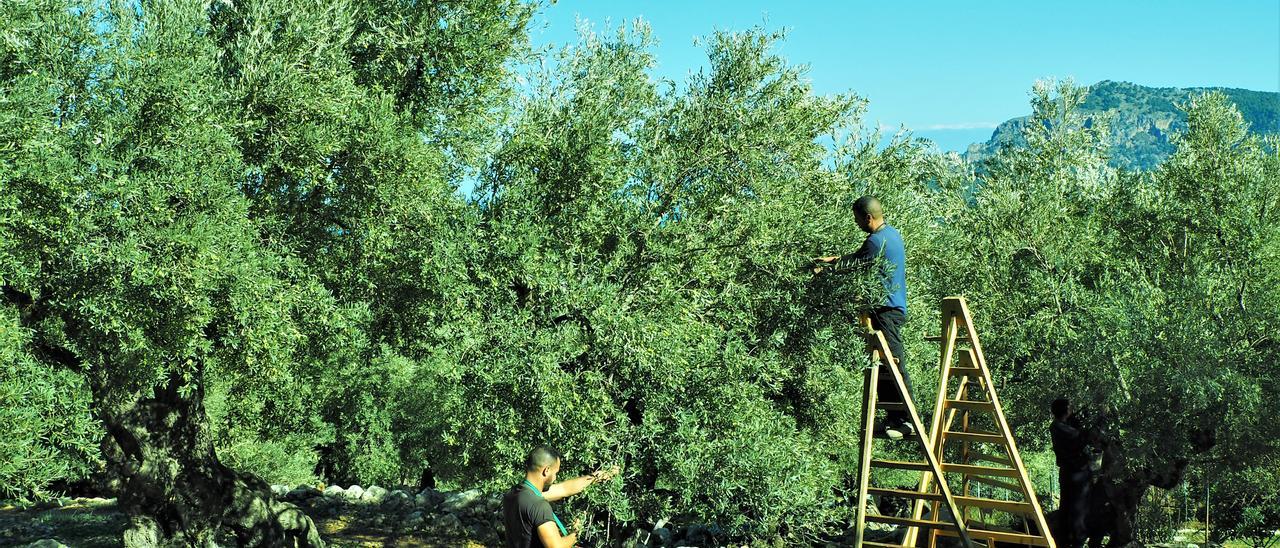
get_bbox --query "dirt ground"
[0,498,488,547]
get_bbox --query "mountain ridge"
[963,80,1280,170]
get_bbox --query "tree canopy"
[1,1,1276,545]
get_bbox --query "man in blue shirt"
[815,196,913,439]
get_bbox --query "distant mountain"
[964,81,1280,171]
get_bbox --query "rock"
[383,490,412,510]
[323,485,345,498]
[343,485,364,500]
[652,527,673,546]
[25,540,69,548]
[684,524,709,544]
[484,494,503,511]
[405,511,425,528]
[433,513,464,534]
[286,485,322,502]
[362,485,388,503]
[417,488,446,509]
[442,488,483,512]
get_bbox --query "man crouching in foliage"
[502,446,620,548]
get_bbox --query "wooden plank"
[906,308,961,548]
[871,459,932,472]
[924,334,969,342]
[944,399,996,412]
[944,430,1006,445]
[876,401,907,411]
[948,366,983,378]
[853,313,880,548]
[968,474,1023,493]
[862,542,910,548]
[871,322,973,548]
[942,463,1020,478]
[954,495,1036,514]
[868,487,946,501]
[865,515,952,529]
[936,526,1052,546]
[951,297,1058,548]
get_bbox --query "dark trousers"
[1058,467,1092,548]
[869,307,912,425]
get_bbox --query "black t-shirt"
[502,483,557,548]
[1050,418,1089,471]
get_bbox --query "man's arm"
[543,466,620,502]
[536,521,577,548]
[813,237,878,273]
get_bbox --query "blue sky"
[526,0,1280,152]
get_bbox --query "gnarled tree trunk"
[95,367,323,548]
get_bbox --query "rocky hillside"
[965,80,1280,170]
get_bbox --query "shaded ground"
[0,499,488,547]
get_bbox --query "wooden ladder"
[902,296,1056,548]
[854,314,974,548]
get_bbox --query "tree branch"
[2,282,85,372]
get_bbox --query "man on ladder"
[815,195,913,440]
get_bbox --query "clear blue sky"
[527,0,1280,151]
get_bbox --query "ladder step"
[936,526,1052,545]
[944,430,1006,445]
[867,487,946,501]
[864,514,953,529]
[941,463,1021,478]
[870,459,931,472]
[948,366,983,378]
[953,495,1036,514]
[924,335,970,342]
[944,399,995,412]
[876,401,908,411]
[861,542,911,548]
[967,475,1024,492]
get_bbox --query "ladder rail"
[905,297,1058,548]
[855,314,975,548]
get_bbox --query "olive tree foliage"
[391,23,956,541]
[0,0,338,544]
[0,0,533,544]
[929,80,1280,544]
[203,0,534,487]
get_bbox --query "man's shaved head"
[524,445,561,472]
[853,196,883,220]
[853,196,885,234]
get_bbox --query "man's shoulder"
[511,487,550,510]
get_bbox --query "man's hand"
[545,466,621,502]
[591,465,621,482]
[811,255,840,273]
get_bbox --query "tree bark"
[96,367,324,548]
[1092,436,1196,548]
[3,284,323,546]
